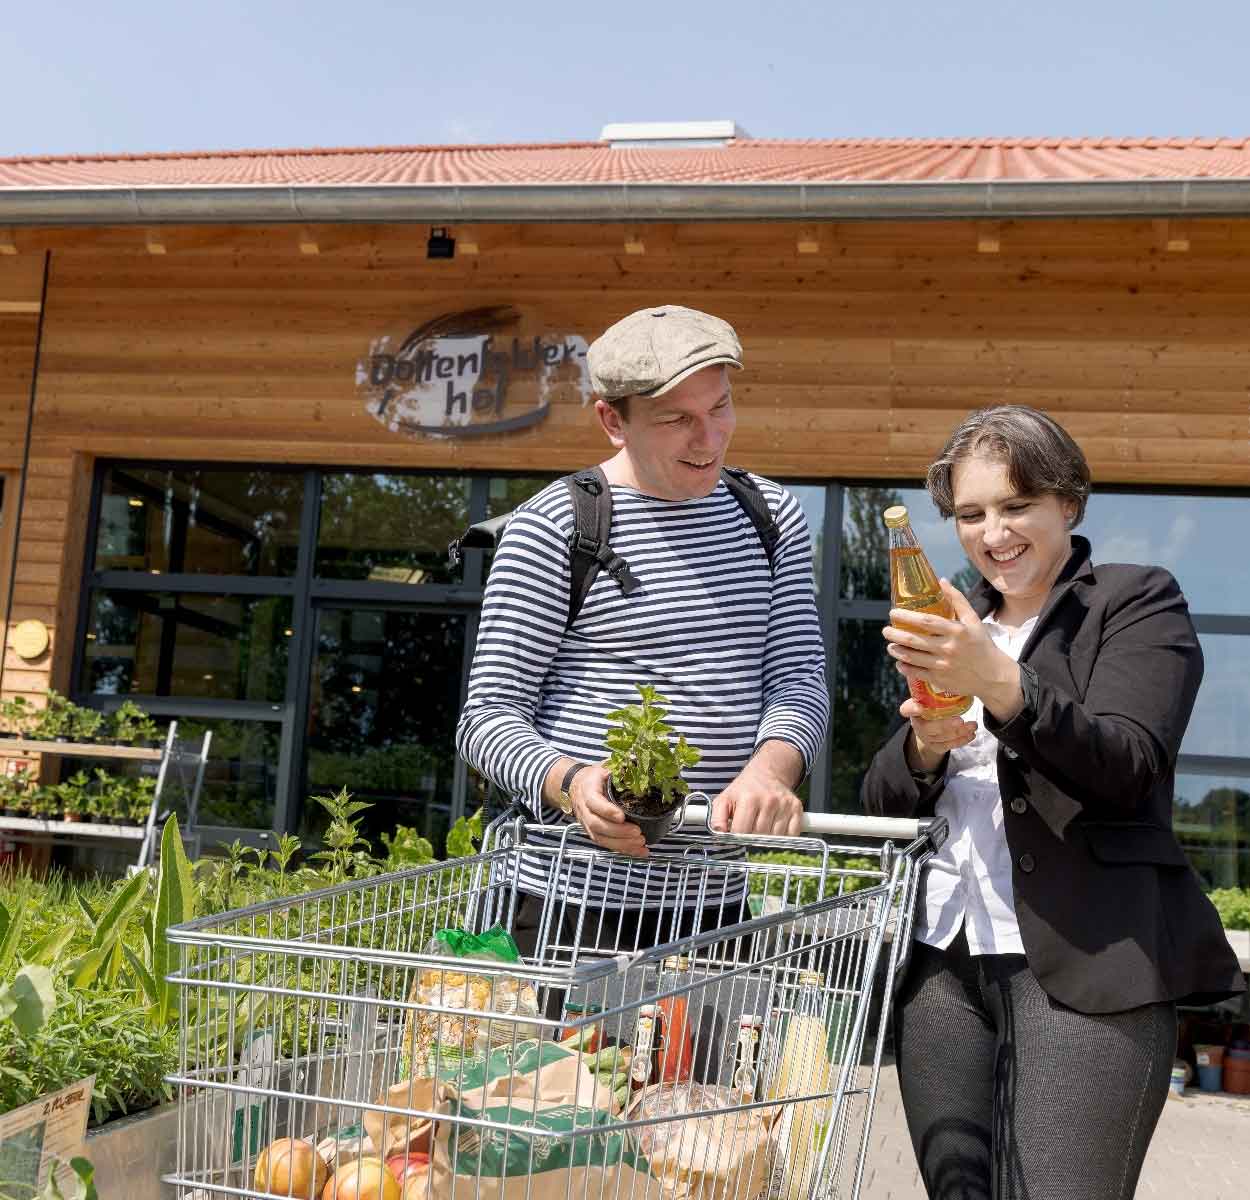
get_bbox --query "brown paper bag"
[362,1077,436,1161]
[429,1040,648,1200]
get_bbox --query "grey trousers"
[894,930,1176,1200]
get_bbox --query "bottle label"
[733,1019,762,1095]
[631,1007,659,1085]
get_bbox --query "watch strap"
[558,761,589,813]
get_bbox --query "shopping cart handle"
[680,796,937,844]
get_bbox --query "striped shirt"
[455,473,829,906]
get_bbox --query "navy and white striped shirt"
[456,473,829,906]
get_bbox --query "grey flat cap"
[587,305,743,400]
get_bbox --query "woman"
[861,405,1243,1200]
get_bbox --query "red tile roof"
[3,137,1250,188]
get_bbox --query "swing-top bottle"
[882,505,972,720]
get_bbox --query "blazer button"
[1018,853,1036,873]
[1003,747,1019,761]
[1010,797,1028,815]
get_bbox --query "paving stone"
[853,1065,1250,1199]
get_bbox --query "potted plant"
[112,699,161,747]
[127,777,157,827]
[0,694,36,737]
[32,690,75,741]
[70,702,105,743]
[603,683,702,845]
[1,766,36,817]
[57,770,91,822]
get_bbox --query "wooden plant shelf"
[0,815,146,840]
[0,737,162,761]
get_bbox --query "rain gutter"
[2,178,1250,225]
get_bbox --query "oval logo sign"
[357,305,592,438]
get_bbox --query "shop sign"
[357,306,592,438]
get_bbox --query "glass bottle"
[655,956,694,1084]
[769,970,835,1200]
[882,504,973,720]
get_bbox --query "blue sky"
[4,0,1249,157]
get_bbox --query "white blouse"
[915,613,1038,956]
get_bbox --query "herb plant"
[604,684,701,806]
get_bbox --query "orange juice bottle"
[883,505,972,720]
[656,956,694,1084]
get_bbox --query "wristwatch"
[557,762,588,816]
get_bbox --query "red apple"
[385,1153,430,1186]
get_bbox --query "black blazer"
[862,536,1245,1014]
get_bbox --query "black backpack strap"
[564,467,640,627]
[721,467,780,573]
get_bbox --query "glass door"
[301,604,469,854]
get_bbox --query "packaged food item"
[626,1083,774,1200]
[557,1002,603,1051]
[400,926,541,1081]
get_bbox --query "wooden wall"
[1,214,1249,704]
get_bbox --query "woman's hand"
[883,580,1025,723]
[899,691,977,770]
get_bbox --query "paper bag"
[363,1077,436,1160]
[430,1040,648,1200]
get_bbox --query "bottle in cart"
[768,970,835,1200]
[731,1015,764,1100]
[630,1004,661,1090]
[655,956,694,1084]
[882,505,973,720]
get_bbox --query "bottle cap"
[882,505,910,528]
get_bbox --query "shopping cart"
[165,799,944,1200]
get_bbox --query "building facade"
[0,134,1247,883]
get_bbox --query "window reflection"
[841,486,970,600]
[1174,773,1250,889]
[317,472,471,585]
[304,607,466,854]
[1184,634,1250,758]
[168,717,281,830]
[1084,492,1250,615]
[81,590,291,702]
[95,467,303,576]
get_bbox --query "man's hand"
[710,742,805,837]
[568,764,649,857]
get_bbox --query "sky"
[3,0,1250,158]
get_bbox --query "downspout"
[0,250,51,699]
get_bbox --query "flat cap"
[587,305,742,400]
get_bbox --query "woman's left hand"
[884,580,1025,722]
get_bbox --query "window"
[828,483,1250,887]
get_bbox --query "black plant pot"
[605,779,687,846]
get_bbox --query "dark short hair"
[606,396,632,421]
[926,405,1092,527]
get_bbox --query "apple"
[254,1138,330,1199]
[320,1157,400,1200]
[385,1153,430,1186]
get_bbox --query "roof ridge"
[0,139,604,167]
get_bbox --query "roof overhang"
[3,178,1250,226]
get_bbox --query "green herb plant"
[604,684,701,806]
[1209,887,1250,931]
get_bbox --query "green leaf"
[75,891,99,930]
[152,814,196,1027]
[0,964,57,1037]
[67,944,112,990]
[24,924,76,967]
[90,869,148,952]
[67,1157,99,1200]
[0,895,27,980]
[122,944,159,1007]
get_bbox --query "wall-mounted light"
[128,497,144,508]
[283,628,294,637]
[350,684,363,694]
[426,227,456,260]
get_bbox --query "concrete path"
[856,1063,1250,1199]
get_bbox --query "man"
[455,304,828,947]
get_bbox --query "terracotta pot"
[1223,1051,1250,1096]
